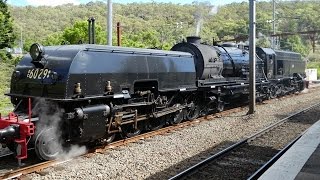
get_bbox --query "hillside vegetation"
[8,1,320,55]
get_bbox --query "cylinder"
[75,105,111,120]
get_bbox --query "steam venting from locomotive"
[194,11,202,36]
[33,99,87,160]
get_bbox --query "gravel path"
[18,86,320,179]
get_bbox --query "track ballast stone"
[24,87,320,180]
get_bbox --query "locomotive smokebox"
[172,37,223,80]
[187,36,201,44]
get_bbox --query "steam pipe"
[88,18,92,44]
[91,17,96,44]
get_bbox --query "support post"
[107,0,113,46]
[248,0,256,114]
[28,98,31,122]
[272,0,276,49]
[117,22,121,46]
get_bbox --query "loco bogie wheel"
[269,85,277,99]
[276,84,284,97]
[35,128,62,160]
[216,101,225,113]
[105,133,116,144]
[170,110,184,125]
[199,107,209,117]
[186,102,200,121]
[122,124,143,138]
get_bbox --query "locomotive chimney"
[91,17,96,44]
[88,18,92,44]
[186,36,201,44]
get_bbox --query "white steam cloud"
[33,98,87,160]
[209,6,219,15]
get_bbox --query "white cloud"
[26,0,80,6]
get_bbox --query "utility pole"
[248,0,256,114]
[272,0,276,49]
[107,0,112,46]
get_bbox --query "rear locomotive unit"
[0,36,306,161]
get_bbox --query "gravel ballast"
[19,86,320,179]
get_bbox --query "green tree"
[43,32,63,46]
[62,20,106,45]
[280,35,309,56]
[0,0,15,49]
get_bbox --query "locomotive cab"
[256,47,275,79]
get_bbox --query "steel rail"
[169,102,320,180]
[247,133,303,180]
[0,152,13,158]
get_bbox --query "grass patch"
[0,62,14,114]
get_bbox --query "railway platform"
[258,119,320,180]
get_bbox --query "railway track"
[169,102,320,180]
[0,89,318,179]
[0,105,246,179]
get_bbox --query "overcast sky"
[7,0,249,7]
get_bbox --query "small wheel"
[269,85,277,99]
[186,102,200,120]
[199,107,209,117]
[105,133,116,144]
[35,128,62,160]
[170,109,184,125]
[122,124,142,138]
[216,101,225,112]
[276,84,284,97]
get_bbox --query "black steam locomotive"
[0,36,305,160]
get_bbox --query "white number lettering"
[27,70,31,78]
[43,69,48,78]
[29,69,34,79]
[33,69,39,79]
[47,70,51,78]
[38,69,44,79]
[27,68,51,79]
